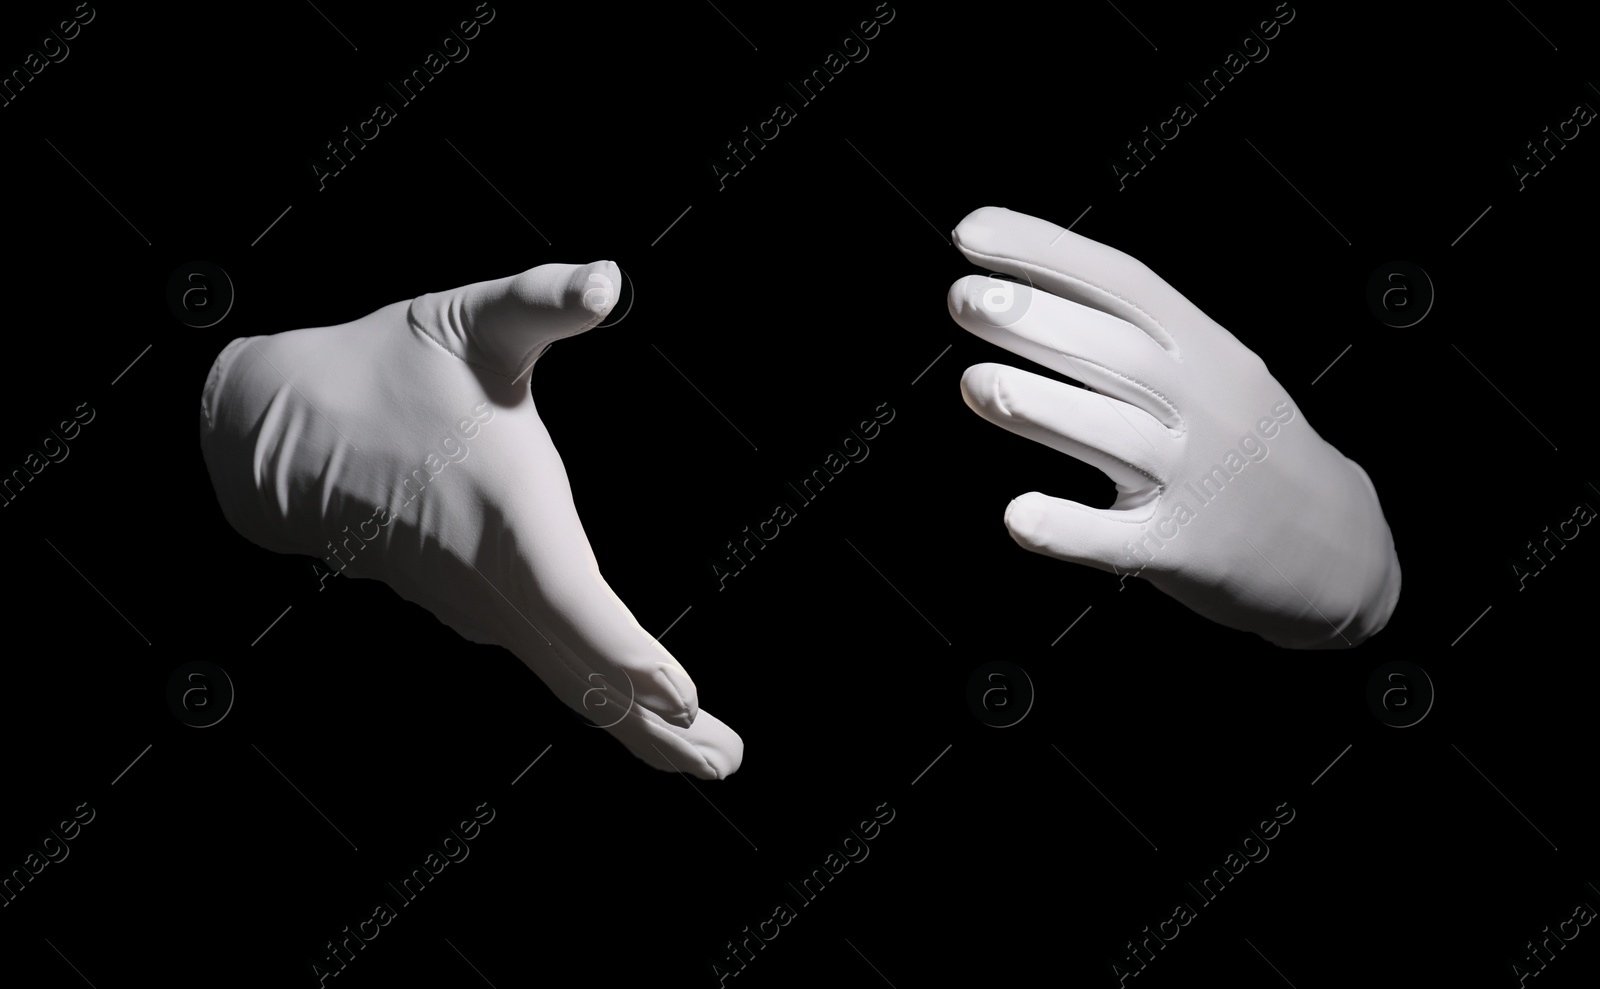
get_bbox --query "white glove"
[199,261,742,777]
[947,207,1400,648]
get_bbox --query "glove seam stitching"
[406,298,525,381]
[1054,352,1186,437]
[201,336,249,430]
[406,300,610,381]
[961,245,1180,356]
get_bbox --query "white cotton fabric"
[200,261,742,777]
[948,207,1400,648]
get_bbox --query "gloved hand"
[199,261,742,777]
[947,206,1400,648]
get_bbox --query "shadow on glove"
[200,261,742,777]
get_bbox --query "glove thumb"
[409,260,620,379]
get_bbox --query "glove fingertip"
[568,260,620,321]
[1003,491,1050,551]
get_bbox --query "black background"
[2,1,1597,986]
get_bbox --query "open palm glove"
[947,207,1400,648]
